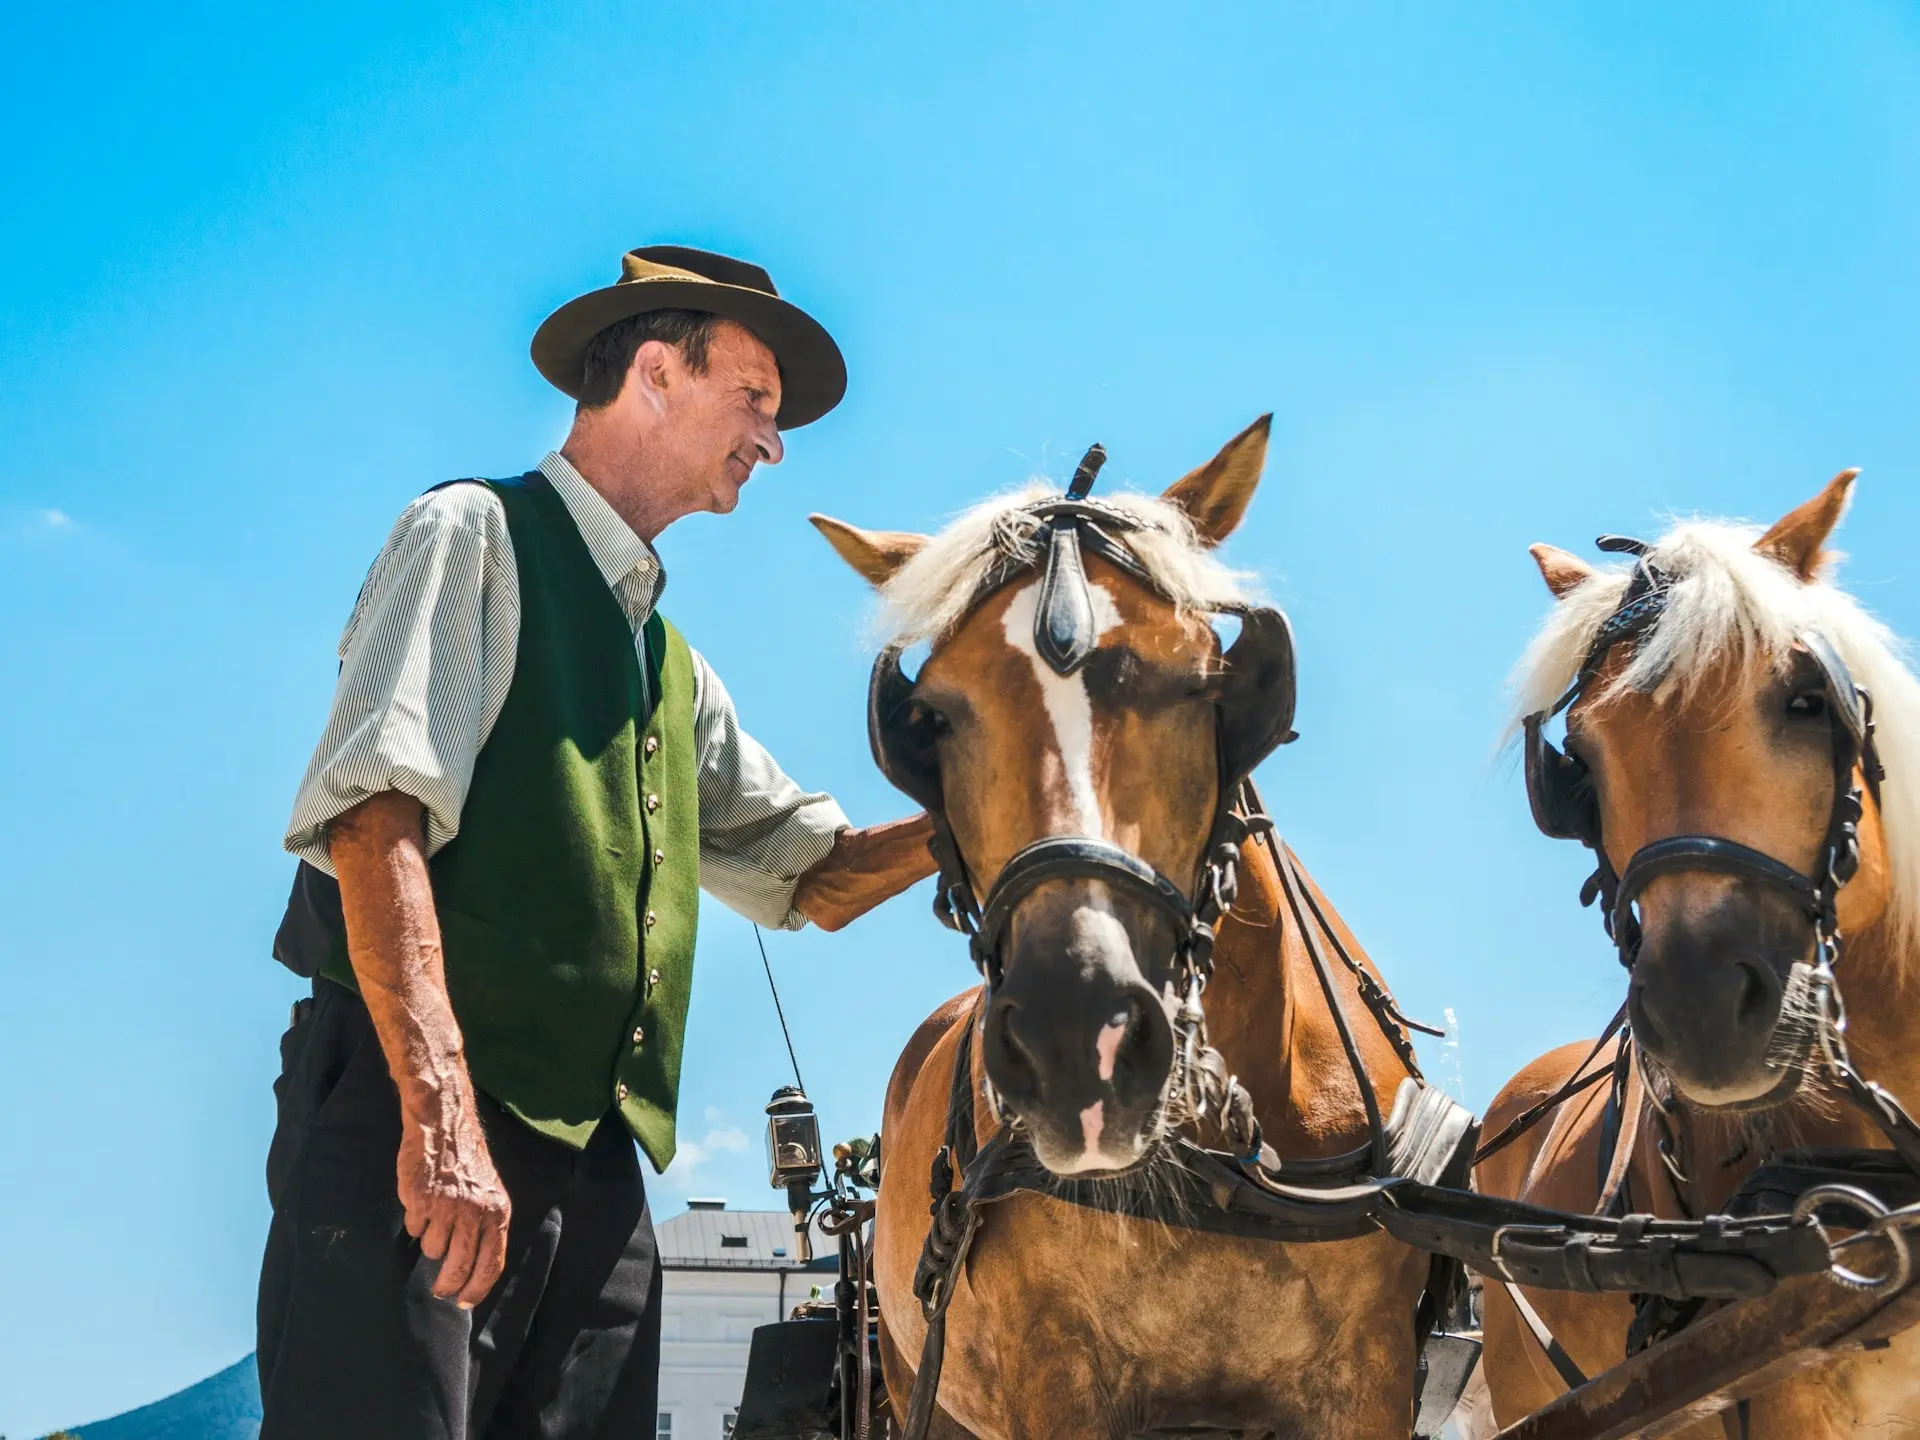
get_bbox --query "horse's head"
[812,418,1291,1174]
[1520,473,1903,1110]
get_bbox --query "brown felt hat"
[531,245,847,429]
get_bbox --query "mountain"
[64,1356,261,1440]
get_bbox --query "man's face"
[644,318,785,516]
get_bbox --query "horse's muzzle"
[982,896,1178,1175]
[1628,882,1817,1108]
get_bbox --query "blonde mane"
[1509,519,1920,953]
[877,482,1256,646]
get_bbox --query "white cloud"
[659,1115,751,1197]
[4,506,85,542]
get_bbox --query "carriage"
[733,435,1920,1440]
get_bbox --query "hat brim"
[531,278,846,429]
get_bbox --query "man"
[259,245,935,1438]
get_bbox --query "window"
[655,1414,673,1439]
[719,1234,748,1249]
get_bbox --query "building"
[656,1199,838,1440]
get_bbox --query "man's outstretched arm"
[791,812,938,932]
[330,790,511,1308]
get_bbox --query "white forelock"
[1508,517,1920,953]
[876,482,1256,647]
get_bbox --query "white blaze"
[1001,579,1138,1174]
[1000,579,1123,833]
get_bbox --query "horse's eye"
[909,703,951,740]
[1787,690,1828,719]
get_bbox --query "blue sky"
[3,2,1918,1431]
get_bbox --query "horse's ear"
[1530,543,1595,600]
[1161,413,1271,547]
[809,514,929,588]
[1754,469,1858,581]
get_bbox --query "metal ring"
[1793,1183,1911,1293]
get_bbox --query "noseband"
[867,443,1298,1030]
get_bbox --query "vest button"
[616,1082,629,1101]
[648,968,661,991]
[645,794,661,813]
[644,736,660,757]
[645,909,657,929]
[654,848,665,866]
[632,1025,646,1045]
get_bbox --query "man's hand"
[395,1071,511,1308]
[331,791,511,1308]
[792,813,939,931]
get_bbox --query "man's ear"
[1161,414,1271,547]
[625,338,678,413]
[810,515,929,588]
[1754,469,1857,581]
[1530,544,1596,599]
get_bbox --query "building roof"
[656,1201,839,1272]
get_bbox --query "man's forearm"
[330,792,474,1123]
[792,813,938,932]
[329,789,509,1306]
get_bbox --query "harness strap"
[1475,1003,1628,1165]
[1269,835,1392,1177]
[1596,1043,1645,1216]
[1502,1280,1590,1391]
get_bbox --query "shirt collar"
[539,451,666,614]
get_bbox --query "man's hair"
[576,308,721,410]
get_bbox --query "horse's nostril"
[1733,960,1776,1027]
[987,998,1040,1098]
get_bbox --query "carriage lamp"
[766,1085,823,1262]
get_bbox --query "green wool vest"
[320,472,701,1168]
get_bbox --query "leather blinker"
[1216,606,1300,787]
[869,645,943,815]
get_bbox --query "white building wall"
[658,1265,826,1440]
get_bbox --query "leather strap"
[1503,1280,1590,1392]
[1615,835,1824,921]
[970,834,1195,978]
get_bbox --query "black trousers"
[258,980,662,1439]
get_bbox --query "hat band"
[619,254,714,287]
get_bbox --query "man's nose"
[756,419,784,467]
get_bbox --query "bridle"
[1513,533,1920,1172]
[866,444,1299,1076]
[1523,535,1882,976]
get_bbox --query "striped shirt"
[284,451,849,929]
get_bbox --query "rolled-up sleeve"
[691,650,849,929]
[283,484,518,874]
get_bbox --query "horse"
[809,418,1452,1440]
[1473,472,1920,1438]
